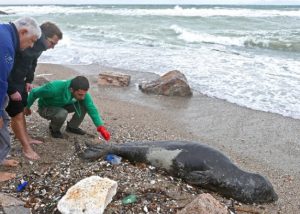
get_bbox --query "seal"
[81,140,278,204]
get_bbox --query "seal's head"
[187,170,278,203]
[241,173,278,203]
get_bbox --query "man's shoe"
[49,126,63,138]
[66,126,86,135]
[50,130,63,138]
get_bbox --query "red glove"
[97,126,110,141]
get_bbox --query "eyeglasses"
[47,38,58,46]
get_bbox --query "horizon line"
[0,3,300,6]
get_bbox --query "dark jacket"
[7,34,47,95]
[0,23,19,117]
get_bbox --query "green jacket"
[27,79,104,127]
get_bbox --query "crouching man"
[25,76,110,140]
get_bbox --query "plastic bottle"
[17,180,28,192]
[122,194,137,205]
[105,154,122,165]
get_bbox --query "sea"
[1,4,300,119]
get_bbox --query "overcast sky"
[0,0,300,5]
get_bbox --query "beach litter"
[105,154,122,165]
[16,180,28,192]
[122,194,137,205]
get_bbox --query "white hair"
[13,17,41,38]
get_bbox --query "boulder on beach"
[33,75,50,86]
[98,71,131,87]
[177,193,229,214]
[139,70,192,97]
[0,193,30,214]
[57,176,117,214]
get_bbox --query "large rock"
[0,193,30,214]
[177,193,229,214]
[139,70,192,96]
[98,72,131,87]
[0,11,8,15]
[57,176,117,214]
[0,193,25,207]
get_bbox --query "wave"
[170,25,300,52]
[170,25,243,46]
[1,5,300,17]
[244,37,300,52]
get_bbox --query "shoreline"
[64,63,300,171]
[32,63,300,212]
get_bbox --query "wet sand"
[36,63,300,213]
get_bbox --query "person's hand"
[10,91,22,101]
[97,126,110,141]
[24,108,32,116]
[0,117,3,129]
[25,83,33,92]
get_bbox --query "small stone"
[143,205,148,213]
[41,189,47,196]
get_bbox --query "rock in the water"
[177,193,229,214]
[57,176,117,214]
[98,72,131,86]
[0,10,8,15]
[139,70,192,96]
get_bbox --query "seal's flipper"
[79,146,109,161]
[184,170,213,186]
[85,142,108,149]
[74,139,81,153]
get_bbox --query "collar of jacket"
[9,22,20,51]
[39,33,48,51]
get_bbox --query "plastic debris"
[17,180,28,192]
[105,154,122,165]
[122,194,137,205]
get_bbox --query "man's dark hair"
[40,21,63,39]
[70,76,89,91]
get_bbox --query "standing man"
[25,76,110,141]
[6,22,62,160]
[0,17,41,182]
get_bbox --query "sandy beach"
[1,63,300,213]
